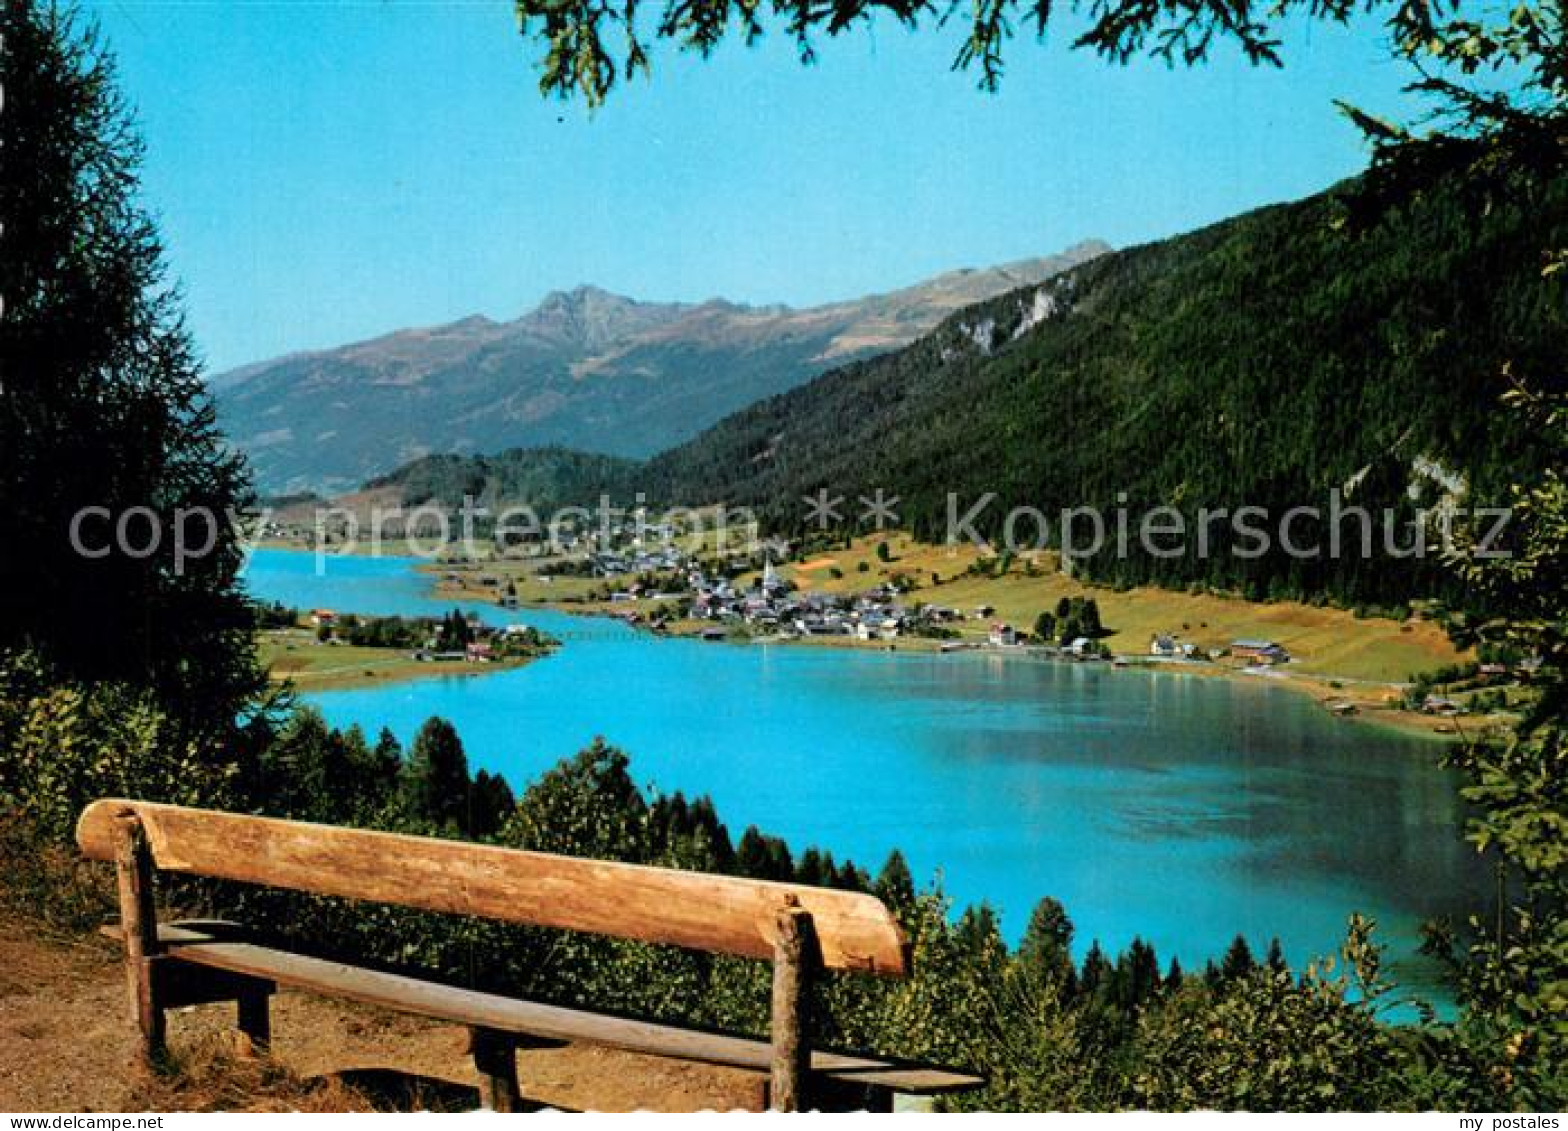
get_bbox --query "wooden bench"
[77,798,983,1111]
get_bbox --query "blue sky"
[85,2,1419,374]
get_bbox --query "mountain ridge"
[217,243,1110,493]
[361,178,1568,608]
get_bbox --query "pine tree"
[735,827,771,877]
[373,727,404,774]
[469,769,516,839]
[796,847,827,887]
[1221,935,1257,981]
[684,796,734,873]
[1121,937,1163,1004]
[0,3,263,730]
[402,717,472,833]
[874,849,916,910]
[1265,937,1288,974]
[1018,897,1076,988]
[1080,941,1111,998]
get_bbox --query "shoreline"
[259,630,549,692]
[416,552,1480,740]
[266,654,538,692]
[768,635,1475,741]
[433,584,1476,740]
[261,548,1497,739]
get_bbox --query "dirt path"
[0,919,762,1112]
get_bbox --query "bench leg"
[769,903,819,1112]
[112,816,166,1071]
[128,958,167,1069]
[807,1078,896,1113]
[470,1027,521,1113]
[237,988,272,1053]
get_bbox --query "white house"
[1150,634,1180,657]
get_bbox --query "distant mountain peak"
[519,284,688,351]
[535,282,628,307]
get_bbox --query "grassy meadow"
[749,534,1468,684]
[258,630,531,691]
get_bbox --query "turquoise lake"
[244,548,1486,1001]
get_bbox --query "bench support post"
[770,901,818,1112]
[863,1085,895,1112]
[237,987,272,1053]
[470,1026,521,1112]
[112,815,165,1070]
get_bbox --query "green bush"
[0,652,244,843]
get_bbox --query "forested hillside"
[367,446,637,511]
[632,176,1567,606]
[362,177,1566,608]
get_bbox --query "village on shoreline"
[254,513,1536,739]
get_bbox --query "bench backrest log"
[75,798,909,975]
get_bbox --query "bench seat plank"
[138,926,979,1095]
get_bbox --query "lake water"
[244,549,1486,1002]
